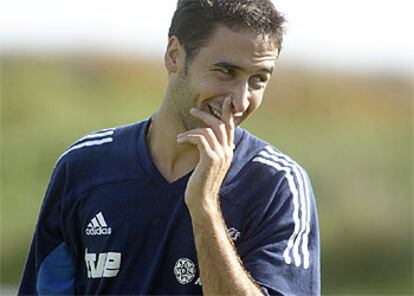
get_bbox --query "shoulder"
[252,144,311,187]
[57,127,116,163]
[52,120,147,198]
[224,128,313,207]
[58,122,141,163]
[230,128,311,186]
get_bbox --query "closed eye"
[216,68,236,76]
[249,75,270,89]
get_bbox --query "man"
[19,0,320,295]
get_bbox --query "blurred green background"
[1,54,413,295]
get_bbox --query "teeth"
[212,108,221,118]
[208,104,221,119]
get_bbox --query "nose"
[231,81,251,115]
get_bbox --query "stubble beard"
[173,70,203,132]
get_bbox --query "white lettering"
[194,276,202,286]
[103,252,121,277]
[84,249,95,278]
[227,227,241,241]
[85,227,112,236]
[84,248,121,278]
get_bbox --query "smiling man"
[19,0,320,295]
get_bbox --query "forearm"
[189,204,263,296]
[180,99,262,294]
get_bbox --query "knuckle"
[211,153,220,162]
[204,151,217,162]
[205,128,214,136]
[199,137,208,146]
[216,149,226,160]
[224,149,233,160]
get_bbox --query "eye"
[249,75,269,89]
[215,68,235,77]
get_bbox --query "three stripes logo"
[58,128,115,162]
[253,145,312,270]
[85,212,112,236]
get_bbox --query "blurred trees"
[1,54,412,294]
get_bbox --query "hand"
[177,97,235,215]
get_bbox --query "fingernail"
[190,108,197,113]
[177,133,182,138]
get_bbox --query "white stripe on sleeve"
[253,145,312,269]
[258,150,308,268]
[252,156,302,267]
[57,137,113,162]
[75,130,115,143]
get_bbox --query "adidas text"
[85,227,112,236]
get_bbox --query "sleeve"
[18,160,76,295]
[238,167,320,296]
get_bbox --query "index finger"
[222,96,235,148]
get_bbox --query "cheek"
[195,80,227,103]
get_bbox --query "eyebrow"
[212,62,274,75]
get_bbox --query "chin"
[234,119,243,127]
[234,113,249,126]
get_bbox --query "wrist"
[187,200,229,247]
[186,195,221,224]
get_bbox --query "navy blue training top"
[18,119,320,295]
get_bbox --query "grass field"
[1,54,413,294]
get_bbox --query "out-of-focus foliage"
[1,54,412,294]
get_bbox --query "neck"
[147,98,199,183]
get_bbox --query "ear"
[164,36,185,73]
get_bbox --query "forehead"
[193,26,278,70]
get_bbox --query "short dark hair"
[168,0,286,63]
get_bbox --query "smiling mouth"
[208,104,222,120]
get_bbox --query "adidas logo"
[85,212,112,236]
